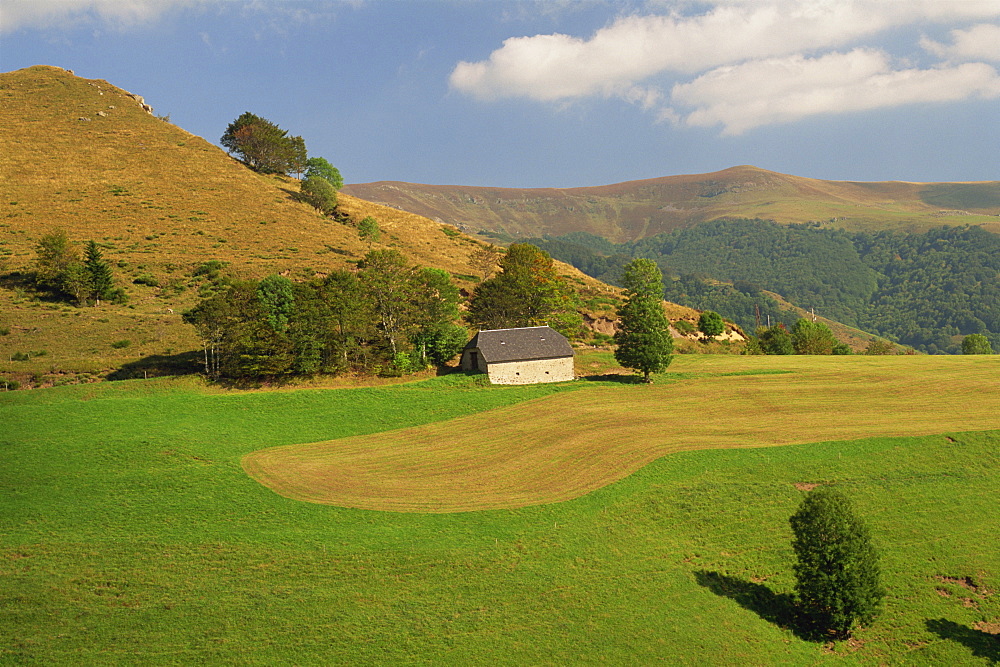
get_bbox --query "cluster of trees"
[181,242,599,381]
[183,250,467,379]
[526,221,1000,354]
[221,112,343,214]
[33,230,123,305]
[855,226,1000,353]
[748,319,851,355]
[466,243,583,338]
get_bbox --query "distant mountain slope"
[343,166,1000,242]
[525,221,1000,354]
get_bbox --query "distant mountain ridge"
[343,166,1000,242]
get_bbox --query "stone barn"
[460,326,575,385]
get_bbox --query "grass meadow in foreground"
[2,355,999,665]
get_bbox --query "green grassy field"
[2,355,999,664]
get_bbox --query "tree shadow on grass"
[106,350,202,381]
[926,619,1000,663]
[694,570,815,641]
[579,373,647,384]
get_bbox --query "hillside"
[525,220,1000,354]
[342,166,1000,242]
[0,65,639,384]
[0,65,486,278]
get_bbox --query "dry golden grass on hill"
[0,65,484,279]
[0,65,642,383]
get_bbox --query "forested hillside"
[526,221,1000,354]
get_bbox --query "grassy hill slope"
[0,65,483,278]
[343,166,1000,242]
[0,65,635,384]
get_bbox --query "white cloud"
[672,49,1000,135]
[450,1,1000,102]
[921,23,1000,62]
[450,0,1000,132]
[0,0,203,34]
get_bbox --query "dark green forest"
[525,220,1000,354]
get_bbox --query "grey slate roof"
[464,326,574,363]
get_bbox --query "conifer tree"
[790,487,884,639]
[614,258,673,382]
[83,240,114,305]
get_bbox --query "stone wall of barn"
[486,357,575,385]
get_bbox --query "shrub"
[672,319,696,335]
[0,377,21,390]
[790,487,884,639]
[697,310,725,337]
[193,260,228,278]
[110,339,132,349]
[757,324,794,355]
[961,333,993,355]
[864,338,896,355]
[133,272,160,287]
[300,176,338,215]
[791,318,839,355]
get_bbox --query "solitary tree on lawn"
[790,486,884,639]
[614,258,674,382]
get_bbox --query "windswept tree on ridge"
[221,112,304,175]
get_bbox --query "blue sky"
[3,1,998,188]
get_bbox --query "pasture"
[2,354,999,664]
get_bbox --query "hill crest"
[343,165,1000,242]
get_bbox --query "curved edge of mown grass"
[240,356,1000,514]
